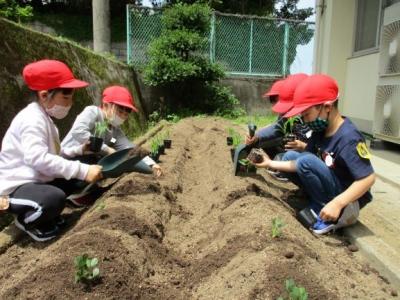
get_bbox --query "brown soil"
[0,117,395,299]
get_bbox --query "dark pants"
[282,151,343,214]
[8,181,71,229]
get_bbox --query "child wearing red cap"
[61,85,162,205]
[246,74,311,178]
[0,60,103,242]
[253,74,375,235]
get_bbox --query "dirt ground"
[0,117,396,299]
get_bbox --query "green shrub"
[0,0,33,22]
[162,2,211,34]
[144,2,242,117]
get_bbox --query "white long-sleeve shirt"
[0,102,89,195]
[61,105,155,165]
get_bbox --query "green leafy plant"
[143,2,242,117]
[93,120,108,138]
[271,217,286,238]
[227,128,243,148]
[277,278,308,300]
[95,201,106,211]
[0,0,33,23]
[150,135,162,155]
[276,116,302,135]
[74,254,100,284]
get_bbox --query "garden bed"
[0,117,394,299]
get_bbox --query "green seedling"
[150,136,160,155]
[277,278,308,300]
[271,217,286,238]
[276,116,302,135]
[238,158,250,166]
[95,201,106,211]
[94,120,109,138]
[74,254,100,284]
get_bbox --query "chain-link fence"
[127,5,315,77]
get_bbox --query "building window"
[354,0,382,53]
[354,0,400,55]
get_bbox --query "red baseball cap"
[284,74,339,118]
[272,73,308,114]
[102,85,138,112]
[262,79,284,98]
[22,59,89,91]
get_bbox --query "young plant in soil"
[277,278,308,300]
[163,130,172,148]
[277,116,303,145]
[150,136,161,162]
[271,217,286,238]
[90,120,108,152]
[74,254,100,284]
[95,201,106,211]
[237,158,257,174]
[247,148,264,164]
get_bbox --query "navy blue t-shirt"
[305,117,374,207]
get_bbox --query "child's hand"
[152,164,162,177]
[85,165,103,183]
[252,151,271,169]
[284,140,307,152]
[0,196,10,211]
[320,199,342,222]
[105,146,116,155]
[245,134,259,145]
[82,141,94,155]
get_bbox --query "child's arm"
[320,173,376,221]
[253,151,297,173]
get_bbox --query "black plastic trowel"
[233,124,257,176]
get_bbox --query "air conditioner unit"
[374,2,400,144]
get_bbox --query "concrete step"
[344,177,400,289]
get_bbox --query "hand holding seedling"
[85,165,103,183]
[284,139,307,152]
[152,164,162,177]
[252,151,272,169]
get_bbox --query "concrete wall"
[28,21,128,62]
[221,77,278,115]
[314,0,356,113]
[343,53,380,133]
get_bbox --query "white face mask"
[45,104,71,119]
[110,114,125,127]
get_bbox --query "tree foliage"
[0,0,33,22]
[151,0,313,20]
[144,3,243,117]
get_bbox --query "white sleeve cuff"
[142,156,156,166]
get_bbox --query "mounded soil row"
[0,117,395,299]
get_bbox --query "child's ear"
[37,90,48,102]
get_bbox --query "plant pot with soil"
[90,121,108,152]
[247,148,264,164]
[227,136,233,146]
[237,159,257,175]
[163,139,172,149]
[158,144,165,155]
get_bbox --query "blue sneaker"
[312,217,335,235]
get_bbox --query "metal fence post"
[282,22,289,76]
[126,5,131,64]
[209,11,216,63]
[249,18,254,74]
